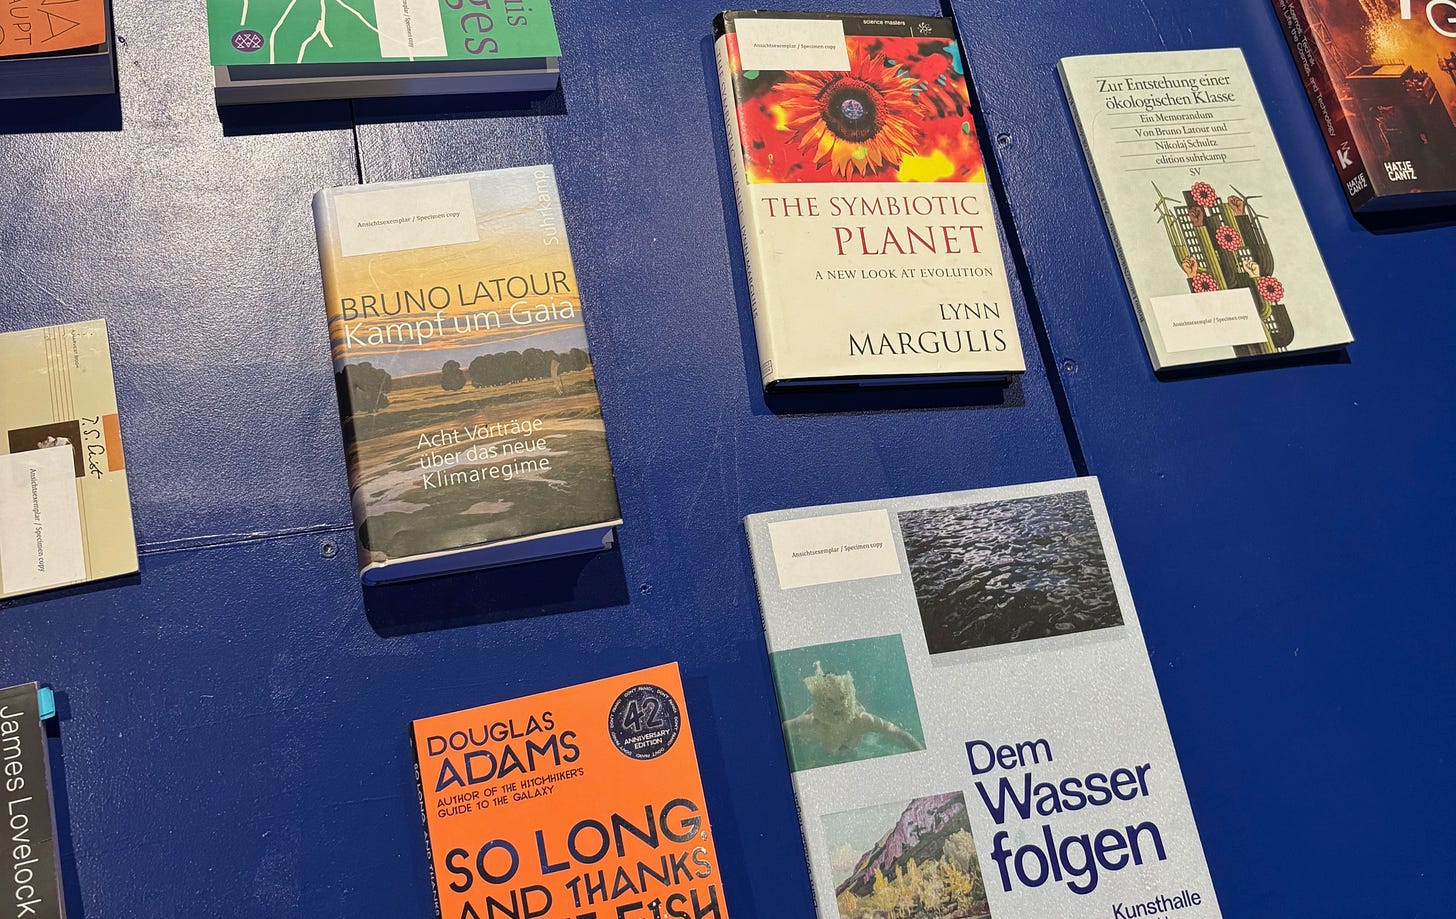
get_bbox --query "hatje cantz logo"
[1401,0,1456,37]
[232,29,264,51]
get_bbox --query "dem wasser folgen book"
[206,0,560,104]
[0,320,137,600]
[1,683,65,919]
[1060,49,1352,371]
[313,166,621,585]
[713,11,1026,388]
[745,479,1221,919]
[411,663,730,919]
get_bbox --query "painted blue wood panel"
[1,2,1077,918]
[0,0,360,550]
[946,0,1456,914]
[349,3,1078,917]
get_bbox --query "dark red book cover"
[1273,0,1456,210]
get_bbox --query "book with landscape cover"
[206,0,560,104]
[313,166,621,585]
[713,11,1026,388]
[1,682,65,919]
[410,663,730,919]
[0,319,136,600]
[745,478,1221,919]
[0,0,114,99]
[1272,0,1456,211]
[1060,49,1352,371]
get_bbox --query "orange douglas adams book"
[411,663,730,919]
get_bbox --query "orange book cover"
[0,0,106,58]
[411,663,730,919]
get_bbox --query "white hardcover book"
[714,11,1026,388]
[1060,48,1353,370]
[745,478,1222,918]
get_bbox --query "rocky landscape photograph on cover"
[822,791,991,919]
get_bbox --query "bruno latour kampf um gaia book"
[411,663,730,919]
[313,166,621,585]
[746,478,1222,919]
[713,11,1026,388]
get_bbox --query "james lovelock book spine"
[313,166,622,584]
[713,11,1026,388]
[745,479,1222,919]
[0,683,65,919]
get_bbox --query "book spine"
[742,526,822,913]
[411,733,445,919]
[1270,0,1376,211]
[713,32,781,388]
[311,191,370,560]
[1057,65,1165,372]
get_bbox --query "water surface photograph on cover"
[770,634,925,773]
[822,791,991,919]
[899,492,1122,654]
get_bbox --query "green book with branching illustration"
[207,0,560,103]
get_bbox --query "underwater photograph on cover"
[899,491,1123,654]
[769,634,925,773]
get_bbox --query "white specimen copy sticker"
[735,18,850,73]
[375,0,447,58]
[335,181,479,258]
[0,447,84,595]
[1150,288,1267,352]
[768,509,901,590]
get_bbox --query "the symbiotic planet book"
[1060,49,1353,371]
[0,682,65,919]
[745,478,1222,919]
[313,166,621,585]
[0,320,136,600]
[0,0,114,100]
[1272,0,1456,211]
[713,11,1026,388]
[411,663,730,919]
[206,0,560,104]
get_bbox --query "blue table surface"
[0,0,1451,915]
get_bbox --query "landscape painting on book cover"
[823,792,991,919]
[322,170,618,565]
[899,492,1123,654]
[725,31,986,184]
[770,634,926,772]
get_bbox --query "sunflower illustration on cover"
[726,32,986,184]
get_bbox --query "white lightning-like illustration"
[297,0,334,62]
[267,0,301,63]
[255,0,380,64]
[331,0,378,33]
